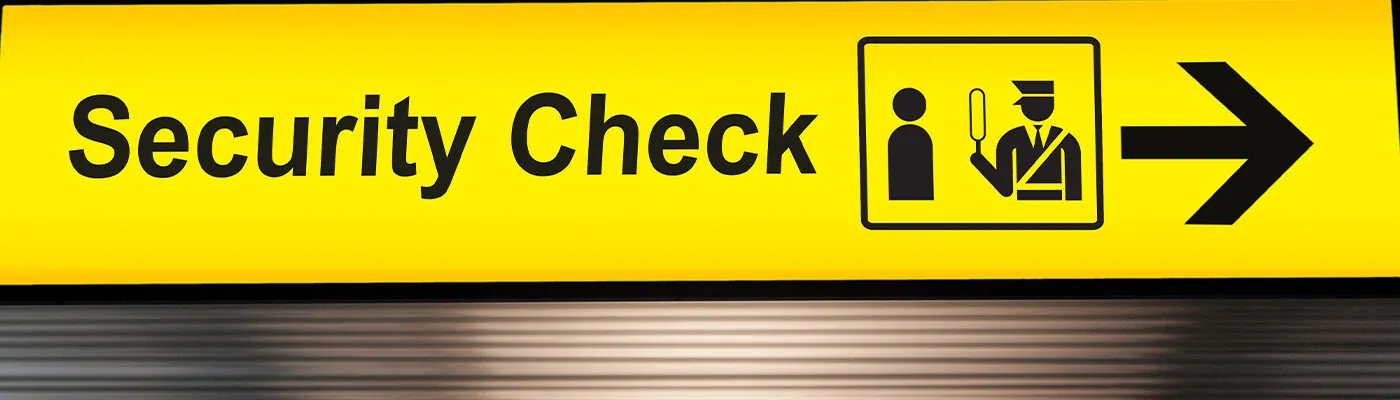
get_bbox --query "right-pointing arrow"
[1122,62,1313,225]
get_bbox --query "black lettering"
[388,97,418,177]
[587,94,638,175]
[512,93,577,177]
[70,95,131,178]
[707,114,759,175]
[648,114,698,176]
[421,116,475,200]
[319,116,359,176]
[362,95,380,176]
[137,117,189,178]
[197,116,248,178]
[766,93,817,174]
[257,117,309,177]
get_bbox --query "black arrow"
[1122,62,1312,225]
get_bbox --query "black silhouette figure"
[888,88,934,200]
[971,80,1082,201]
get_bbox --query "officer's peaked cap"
[1013,80,1054,96]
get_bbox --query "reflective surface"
[2,299,1399,399]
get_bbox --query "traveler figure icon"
[970,80,1082,201]
[888,88,935,200]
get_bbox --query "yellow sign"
[0,1,1397,285]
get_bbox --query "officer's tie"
[1033,126,1044,150]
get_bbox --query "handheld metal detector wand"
[969,88,987,155]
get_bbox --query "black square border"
[858,36,1105,231]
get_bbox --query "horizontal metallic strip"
[3,299,1400,399]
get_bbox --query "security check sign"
[0,1,1397,285]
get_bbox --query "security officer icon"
[888,88,935,200]
[858,36,1102,230]
[970,80,1083,201]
